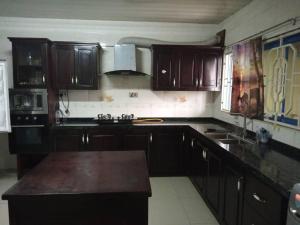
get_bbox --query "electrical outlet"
[129,92,138,98]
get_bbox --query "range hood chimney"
[104,44,147,76]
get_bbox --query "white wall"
[0,16,218,169]
[213,0,300,148]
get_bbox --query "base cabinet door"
[223,165,243,225]
[190,138,208,194]
[123,130,151,164]
[52,129,84,152]
[85,128,122,151]
[242,202,270,225]
[150,128,184,176]
[206,149,222,217]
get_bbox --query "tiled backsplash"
[60,75,214,118]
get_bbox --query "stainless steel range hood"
[104,44,147,76]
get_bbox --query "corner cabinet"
[51,42,100,90]
[152,45,223,91]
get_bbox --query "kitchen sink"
[206,133,229,139]
[217,138,240,144]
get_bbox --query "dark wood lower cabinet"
[150,127,184,176]
[85,128,122,151]
[190,138,208,194]
[206,149,222,217]
[15,125,289,225]
[52,128,84,152]
[223,165,243,225]
[242,202,270,225]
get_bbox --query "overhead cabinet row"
[9,38,223,91]
[152,45,223,91]
[9,38,100,90]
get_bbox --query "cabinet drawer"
[244,174,282,225]
[242,202,270,225]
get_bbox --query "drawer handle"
[252,193,267,204]
[290,207,300,218]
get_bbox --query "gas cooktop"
[96,114,135,124]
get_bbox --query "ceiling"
[0,0,252,24]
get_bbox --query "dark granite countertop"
[53,117,300,198]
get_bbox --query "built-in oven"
[9,114,49,154]
[9,88,48,115]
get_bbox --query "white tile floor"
[0,172,219,225]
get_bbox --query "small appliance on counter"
[286,184,300,225]
[256,127,272,144]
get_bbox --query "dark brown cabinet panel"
[242,202,271,225]
[85,129,122,151]
[243,173,285,225]
[223,166,243,225]
[52,129,84,152]
[152,47,176,90]
[75,46,98,89]
[150,128,184,176]
[52,44,75,89]
[190,138,208,194]
[9,38,51,88]
[206,149,222,216]
[201,50,222,91]
[178,51,197,90]
[52,42,100,90]
[152,45,223,91]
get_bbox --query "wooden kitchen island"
[2,151,151,225]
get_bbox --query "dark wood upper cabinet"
[9,38,51,88]
[52,44,75,89]
[178,50,198,90]
[152,46,176,90]
[52,42,100,90]
[75,46,98,89]
[152,45,223,91]
[201,50,223,91]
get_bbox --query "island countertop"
[2,151,152,200]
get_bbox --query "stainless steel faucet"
[242,112,247,139]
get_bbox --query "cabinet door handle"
[86,134,89,144]
[71,76,74,84]
[252,193,267,204]
[149,133,153,143]
[161,69,167,74]
[173,78,176,87]
[237,177,243,191]
[195,78,199,87]
[202,150,207,159]
[42,75,46,84]
[182,133,185,142]
[75,76,78,84]
[190,139,194,148]
[81,134,85,144]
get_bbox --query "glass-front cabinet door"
[9,38,50,88]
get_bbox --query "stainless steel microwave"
[9,89,48,115]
